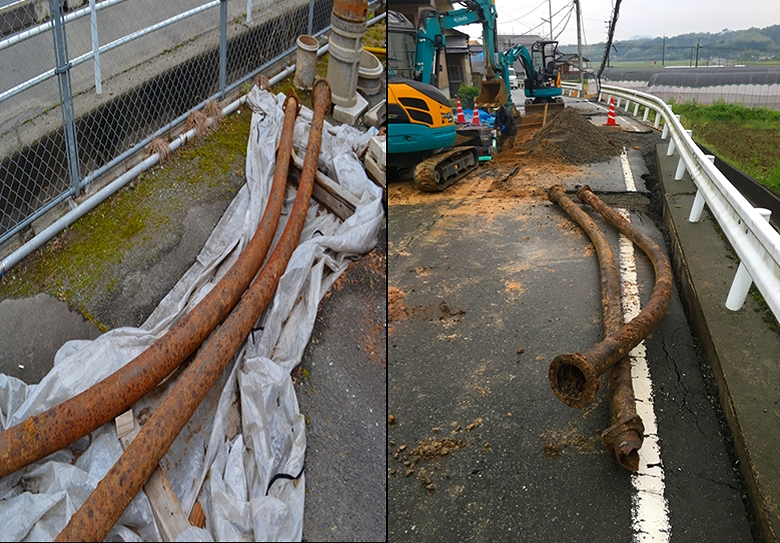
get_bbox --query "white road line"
[621,147,637,192]
[616,208,671,542]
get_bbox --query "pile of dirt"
[409,437,467,461]
[522,107,623,165]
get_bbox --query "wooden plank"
[115,410,192,541]
[287,149,359,221]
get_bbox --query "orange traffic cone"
[456,97,466,123]
[606,97,617,126]
[471,102,480,125]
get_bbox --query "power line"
[553,3,575,41]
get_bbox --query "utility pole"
[574,0,583,94]
[662,36,665,66]
[548,0,553,40]
[695,41,701,67]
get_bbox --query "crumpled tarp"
[0,87,384,541]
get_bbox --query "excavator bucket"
[475,77,508,109]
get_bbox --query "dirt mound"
[522,106,622,165]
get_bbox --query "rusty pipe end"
[548,352,600,409]
[332,0,368,22]
[312,78,332,110]
[601,415,645,472]
[546,184,566,203]
[575,184,593,200]
[284,88,302,115]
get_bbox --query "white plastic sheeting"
[0,87,383,541]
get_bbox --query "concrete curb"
[658,144,780,543]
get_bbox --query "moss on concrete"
[0,107,252,330]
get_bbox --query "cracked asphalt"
[388,103,757,541]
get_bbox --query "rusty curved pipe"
[548,185,672,410]
[547,185,644,471]
[0,91,301,478]
[55,79,332,542]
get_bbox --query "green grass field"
[670,100,780,195]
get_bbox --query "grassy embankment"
[670,100,780,330]
[671,100,780,195]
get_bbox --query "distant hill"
[559,25,780,65]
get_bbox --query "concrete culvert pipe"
[357,50,383,96]
[294,35,319,90]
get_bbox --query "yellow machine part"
[388,81,455,130]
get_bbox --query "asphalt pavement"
[387,101,765,541]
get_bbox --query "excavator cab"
[530,41,561,89]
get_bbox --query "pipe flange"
[601,414,645,472]
[548,352,600,408]
[283,88,302,115]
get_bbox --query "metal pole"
[308,0,314,35]
[49,0,82,197]
[548,0,553,40]
[89,0,101,94]
[246,0,253,22]
[574,0,583,97]
[219,0,228,99]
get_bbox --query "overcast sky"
[460,0,780,46]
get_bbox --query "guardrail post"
[666,134,677,156]
[219,0,227,99]
[726,208,772,311]
[653,112,661,129]
[642,107,649,122]
[50,0,82,197]
[633,102,639,116]
[674,130,693,180]
[624,99,630,112]
[661,114,679,140]
[89,0,101,94]
[689,155,715,222]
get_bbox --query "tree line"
[559,24,780,65]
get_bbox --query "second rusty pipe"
[55,79,332,542]
[0,91,301,478]
[547,185,643,471]
[547,185,673,410]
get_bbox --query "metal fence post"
[50,0,82,197]
[219,0,228,99]
[89,0,101,94]
[308,0,314,35]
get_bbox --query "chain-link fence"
[0,0,346,247]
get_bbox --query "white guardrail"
[561,80,780,319]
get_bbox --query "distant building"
[559,53,590,76]
[443,29,474,97]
